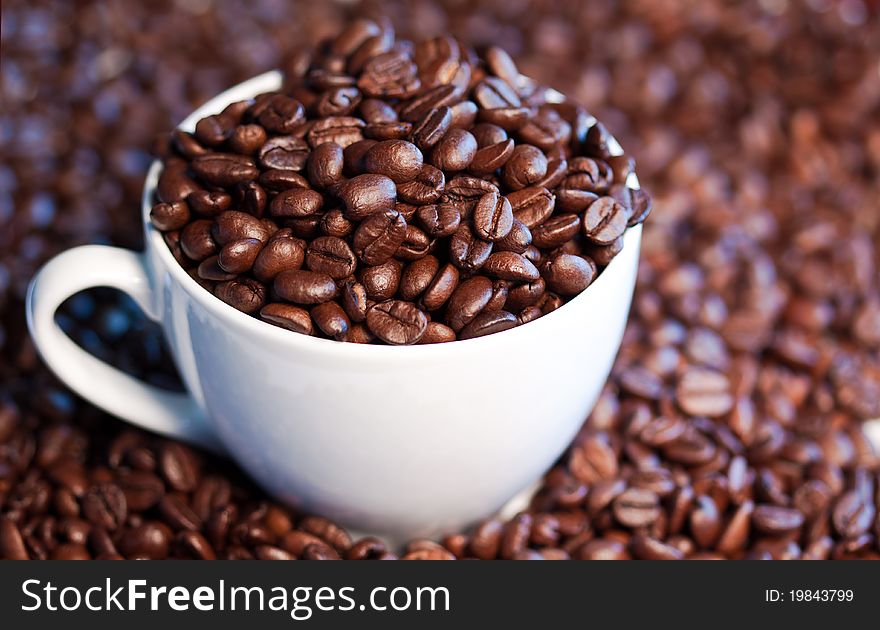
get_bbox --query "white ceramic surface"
[26,71,644,541]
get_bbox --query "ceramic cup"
[26,70,643,541]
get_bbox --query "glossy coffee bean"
[446,276,494,332]
[358,259,403,300]
[541,253,596,296]
[307,142,345,189]
[459,310,517,340]
[311,301,350,338]
[214,278,267,313]
[399,255,440,301]
[338,174,397,220]
[260,303,314,335]
[472,192,514,242]
[430,128,477,172]
[352,208,407,265]
[150,201,191,231]
[306,237,357,279]
[415,203,461,238]
[218,238,263,274]
[364,140,423,183]
[366,300,428,345]
[274,270,338,305]
[502,145,548,190]
[252,231,305,282]
[582,196,628,245]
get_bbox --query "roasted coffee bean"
[315,87,362,118]
[495,220,532,254]
[541,253,596,295]
[483,252,540,282]
[157,159,200,202]
[180,220,218,261]
[307,142,345,189]
[218,238,263,274]
[358,259,403,300]
[306,237,357,279]
[259,136,310,171]
[469,139,515,175]
[410,106,453,150]
[472,192,513,242]
[506,278,546,312]
[531,214,581,249]
[270,188,324,219]
[399,255,440,301]
[449,224,493,272]
[120,522,172,560]
[260,303,314,335]
[421,263,460,311]
[396,164,445,205]
[519,108,571,151]
[471,123,508,147]
[582,196,628,245]
[252,231,305,282]
[81,483,127,531]
[366,300,428,345]
[752,505,805,535]
[338,174,397,220]
[832,491,874,538]
[213,211,270,245]
[430,128,478,172]
[358,50,420,99]
[474,76,521,109]
[676,368,734,418]
[214,278,266,313]
[364,139,424,183]
[117,471,164,512]
[415,203,461,238]
[502,145,548,190]
[191,153,258,187]
[395,225,432,260]
[507,186,555,228]
[150,201,191,231]
[443,176,498,213]
[359,98,398,123]
[311,301,351,338]
[256,95,305,134]
[613,488,661,528]
[275,270,338,305]
[446,276,494,332]
[352,208,408,265]
[418,321,457,344]
[340,280,369,323]
[399,84,462,122]
[159,443,199,493]
[459,310,517,340]
[187,190,232,217]
[229,124,268,155]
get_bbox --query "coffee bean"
[613,488,661,528]
[507,186,555,228]
[252,231,305,282]
[410,106,453,150]
[150,201,191,231]
[214,278,266,313]
[352,208,408,265]
[366,300,428,344]
[306,236,357,279]
[449,224,493,271]
[229,124,268,155]
[832,491,874,538]
[338,174,397,220]
[446,276,494,331]
[582,196,628,245]
[421,263,460,311]
[359,97,398,123]
[418,321,457,344]
[531,214,581,249]
[82,483,127,531]
[415,203,461,238]
[270,188,324,219]
[218,238,263,274]
[676,368,734,417]
[400,255,440,301]
[159,443,199,493]
[275,270,338,305]
[469,138,515,175]
[502,145,548,190]
[180,219,218,261]
[157,159,200,202]
[430,128,477,172]
[483,252,540,282]
[311,301,351,338]
[358,259,403,300]
[260,303,314,335]
[364,139,424,183]
[256,95,305,134]
[307,142,345,189]
[118,471,164,512]
[472,192,513,241]
[395,224,433,260]
[474,77,521,109]
[191,153,258,187]
[752,505,805,534]
[259,136,310,170]
[459,310,517,340]
[213,211,270,245]
[120,522,172,560]
[396,164,445,205]
[541,253,596,295]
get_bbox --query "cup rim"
[142,70,643,357]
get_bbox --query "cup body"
[141,71,642,540]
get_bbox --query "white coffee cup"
[26,70,642,541]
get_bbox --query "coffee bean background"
[2,0,879,557]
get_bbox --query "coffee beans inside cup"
[150,27,650,344]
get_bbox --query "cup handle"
[26,245,222,452]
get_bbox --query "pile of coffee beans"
[2,0,878,559]
[149,25,649,344]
